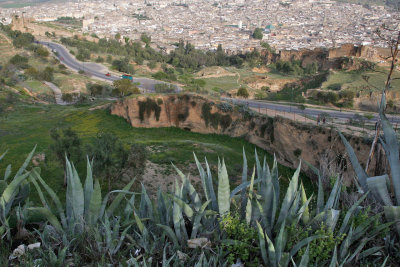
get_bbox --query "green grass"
[0,99,313,204]
[322,68,400,95]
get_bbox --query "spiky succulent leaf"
[366,175,393,206]
[339,132,368,192]
[217,159,230,215]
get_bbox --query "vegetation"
[112,79,140,97]
[237,87,249,98]
[0,143,396,265]
[252,28,264,40]
[201,102,232,130]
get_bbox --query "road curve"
[223,97,400,124]
[38,41,181,92]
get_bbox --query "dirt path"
[0,32,12,45]
[44,81,68,105]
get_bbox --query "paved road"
[224,97,400,124]
[38,41,181,92]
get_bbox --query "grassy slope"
[322,67,400,94]
[0,98,313,204]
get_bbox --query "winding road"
[224,97,400,124]
[38,41,399,123]
[38,41,181,92]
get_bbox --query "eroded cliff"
[111,94,385,183]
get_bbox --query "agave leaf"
[381,256,389,267]
[358,246,384,260]
[173,179,182,244]
[298,245,310,267]
[114,225,131,254]
[275,220,287,265]
[271,155,280,208]
[14,146,36,179]
[339,193,368,235]
[30,169,67,229]
[276,163,301,230]
[300,183,310,224]
[345,237,371,263]
[66,159,84,222]
[191,200,211,239]
[339,132,368,192]
[256,221,268,265]
[379,92,400,205]
[217,159,230,215]
[289,235,323,258]
[172,163,201,211]
[383,206,400,236]
[246,167,256,225]
[134,211,145,234]
[138,184,153,220]
[89,179,102,225]
[157,189,168,225]
[169,194,194,218]
[4,165,11,181]
[84,157,94,222]
[324,177,341,211]
[193,153,209,201]
[0,172,30,213]
[297,195,313,225]
[157,224,180,248]
[0,150,7,162]
[0,181,6,196]
[240,147,248,221]
[352,213,382,242]
[204,158,217,211]
[366,175,393,206]
[124,194,135,221]
[106,178,135,217]
[329,247,338,267]
[339,225,353,260]
[29,170,49,209]
[27,207,62,232]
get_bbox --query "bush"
[237,87,249,98]
[220,214,259,266]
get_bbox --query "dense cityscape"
[0,0,399,53]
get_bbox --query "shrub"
[237,87,249,98]
[220,214,259,266]
[293,148,302,157]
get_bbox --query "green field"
[322,68,400,95]
[0,96,312,204]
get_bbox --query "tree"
[50,127,82,186]
[252,28,263,40]
[237,87,249,98]
[115,33,121,41]
[39,67,54,82]
[34,46,49,57]
[140,33,151,45]
[87,132,128,190]
[112,79,140,97]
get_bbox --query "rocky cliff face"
[111,94,386,184]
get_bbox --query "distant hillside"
[0,0,71,8]
[334,0,399,9]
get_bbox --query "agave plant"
[28,156,136,234]
[339,92,400,238]
[0,146,36,240]
[299,164,391,266]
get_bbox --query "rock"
[187,238,211,249]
